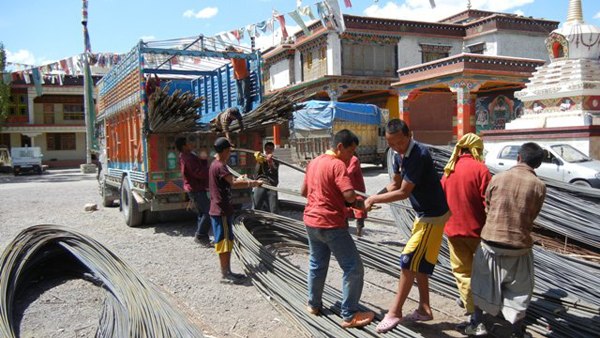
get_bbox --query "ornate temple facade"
[262,7,558,145]
[484,0,600,158]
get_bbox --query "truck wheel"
[34,165,42,175]
[121,179,143,227]
[101,182,115,207]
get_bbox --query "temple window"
[467,42,486,54]
[341,41,397,77]
[420,43,452,63]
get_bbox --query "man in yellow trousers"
[440,133,491,335]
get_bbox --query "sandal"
[341,311,375,328]
[376,314,402,333]
[404,309,433,322]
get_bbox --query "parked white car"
[485,143,600,188]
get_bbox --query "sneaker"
[464,322,488,336]
[220,273,245,285]
[194,236,212,248]
[228,272,246,280]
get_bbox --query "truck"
[10,147,44,176]
[96,37,264,227]
[289,100,389,166]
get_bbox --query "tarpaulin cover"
[291,100,381,130]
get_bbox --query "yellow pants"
[448,236,481,314]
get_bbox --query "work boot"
[194,235,212,248]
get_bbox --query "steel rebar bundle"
[147,85,204,134]
[233,210,424,338]
[235,207,600,338]
[0,225,204,338]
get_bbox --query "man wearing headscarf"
[440,133,491,335]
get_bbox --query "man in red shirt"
[176,137,212,248]
[440,133,491,334]
[227,46,252,114]
[301,129,375,329]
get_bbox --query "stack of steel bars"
[235,206,600,338]
[234,210,424,338]
[0,224,204,338]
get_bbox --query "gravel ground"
[0,165,538,338]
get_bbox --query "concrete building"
[1,74,101,168]
[261,7,558,145]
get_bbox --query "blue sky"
[2,0,600,69]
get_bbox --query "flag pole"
[81,0,96,164]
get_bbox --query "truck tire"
[121,179,143,227]
[34,165,42,175]
[101,182,115,207]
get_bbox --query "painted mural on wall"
[475,94,523,133]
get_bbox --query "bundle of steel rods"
[234,204,600,338]
[233,210,424,338]
[0,225,204,338]
[427,145,600,251]
[147,85,204,133]
[212,90,305,133]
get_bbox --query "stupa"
[485,0,600,158]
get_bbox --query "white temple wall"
[495,32,551,61]
[327,32,342,76]
[269,59,291,90]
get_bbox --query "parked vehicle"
[0,147,11,173]
[485,142,600,188]
[96,38,262,227]
[289,100,389,166]
[10,147,44,176]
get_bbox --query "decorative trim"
[546,33,569,60]
[419,43,453,54]
[396,54,545,77]
[482,125,600,139]
[340,32,401,45]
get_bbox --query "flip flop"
[375,314,402,333]
[404,310,433,322]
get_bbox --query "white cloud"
[594,11,600,19]
[140,35,156,41]
[6,49,37,66]
[514,9,525,16]
[364,0,534,22]
[183,7,218,19]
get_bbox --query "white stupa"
[509,0,600,130]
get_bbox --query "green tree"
[0,42,9,124]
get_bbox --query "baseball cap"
[214,137,232,153]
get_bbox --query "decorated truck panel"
[289,100,389,166]
[96,38,262,227]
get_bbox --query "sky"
[2,0,600,70]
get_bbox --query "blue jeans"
[236,77,252,113]
[306,226,364,321]
[188,191,211,238]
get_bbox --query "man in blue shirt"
[365,119,449,333]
